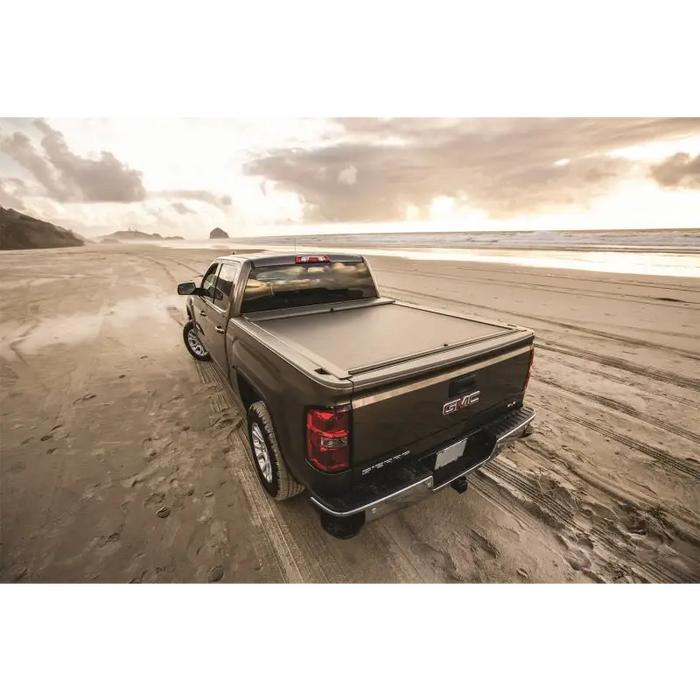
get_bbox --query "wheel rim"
[187,328,207,357]
[251,422,273,483]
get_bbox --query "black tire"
[183,320,211,361]
[247,401,304,501]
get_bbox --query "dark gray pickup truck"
[177,253,536,538]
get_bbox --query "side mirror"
[177,282,198,296]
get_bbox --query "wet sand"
[1,245,698,583]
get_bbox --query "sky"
[1,117,699,239]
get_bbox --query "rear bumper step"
[310,406,536,523]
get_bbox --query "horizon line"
[88,225,700,240]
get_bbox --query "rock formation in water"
[209,227,230,240]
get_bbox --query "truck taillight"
[296,255,330,264]
[306,406,351,472]
[524,347,535,391]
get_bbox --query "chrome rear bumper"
[310,406,536,523]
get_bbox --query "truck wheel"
[183,320,211,361]
[247,401,304,501]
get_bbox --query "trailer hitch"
[320,511,366,540]
[450,476,469,494]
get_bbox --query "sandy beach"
[1,244,698,584]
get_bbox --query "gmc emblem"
[443,391,481,415]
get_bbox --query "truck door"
[203,262,241,372]
[192,262,220,343]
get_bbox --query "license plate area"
[430,430,495,488]
[434,438,468,471]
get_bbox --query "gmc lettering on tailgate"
[443,391,481,416]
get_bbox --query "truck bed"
[251,300,515,378]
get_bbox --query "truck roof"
[213,252,365,268]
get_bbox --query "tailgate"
[350,341,533,468]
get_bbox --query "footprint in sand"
[411,541,464,582]
[208,566,224,583]
[565,549,592,571]
[9,565,28,582]
[613,574,651,586]
[144,493,165,507]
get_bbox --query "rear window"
[241,261,377,314]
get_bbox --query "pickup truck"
[177,253,536,539]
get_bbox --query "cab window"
[212,263,241,311]
[200,263,220,299]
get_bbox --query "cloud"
[0,119,146,203]
[0,177,28,210]
[4,118,698,234]
[244,118,700,221]
[154,190,232,209]
[1,132,64,200]
[338,165,357,186]
[143,205,180,232]
[171,202,195,215]
[650,152,700,190]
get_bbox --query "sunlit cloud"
[1,117,699,237]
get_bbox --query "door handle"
[215,326,225,335]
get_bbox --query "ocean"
[164,228,700,278]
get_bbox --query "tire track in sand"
[193,353,352,583]
[195,360,308,582]
[140,253,315,582]
[379,266,700,312]
[521,439,700,550]
[535,403,700,482]
[383,284,700,363]
[385,283,700,396]
[535,376,700,446]
[229,425,352,584]
[535,354,700,411]
[536,342,700,392]
[479,457,699,583]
